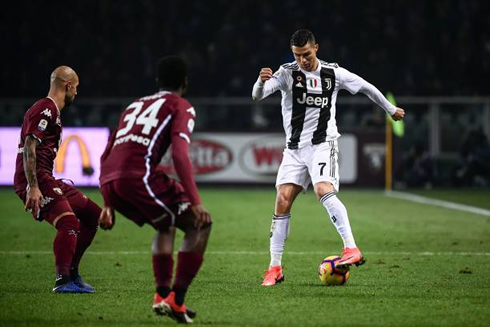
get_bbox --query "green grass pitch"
[0,187,489,326]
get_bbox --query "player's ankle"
[55,274,71,286]
[172,287,188,306]
[156,286,171,298]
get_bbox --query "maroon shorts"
[100,170,191,230]
[16,179,90,226]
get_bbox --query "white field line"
[0,250,489,256]
[385,190,490,217]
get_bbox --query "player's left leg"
[152,226,176,301]
[310,141,365,267]
[152,212,210,324]
[60,181,101,291]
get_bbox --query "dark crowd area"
[1,0,489,98]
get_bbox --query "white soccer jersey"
[252,59,397,149]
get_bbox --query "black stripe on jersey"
[312,68,336,145]
[287,70,307,150]
[282,62,299,70]
[320,61,339,68]
[329,141,335,177]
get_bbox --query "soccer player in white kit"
[252,29,405,286]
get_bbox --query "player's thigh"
[100,180,156,228]
[113,174,189,231]
[276,148,310,191]
[56,180,97,216]
[308,141,340,192]
[174,208,212,233]
[36,180,76,227]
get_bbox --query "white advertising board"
[160,133,357,184]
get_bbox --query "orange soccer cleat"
[153,291,195,324]
[337,247,366,267]
[261,265,284,286]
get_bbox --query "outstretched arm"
[359,82,405,120]
[252,67,281,101]
[338,67,405,121]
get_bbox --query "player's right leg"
[263,148,308,287]
[160,210,212,323]
[262,183,303,286]
[46,199,92,293]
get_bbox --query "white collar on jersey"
[46,96,61,115]
[298,58,322,74]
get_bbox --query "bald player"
[14,66,103,293]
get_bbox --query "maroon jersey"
[14,97,62,193]
[100,91,200,205]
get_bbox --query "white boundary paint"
[0,250,489,256]
[385,191,490,217]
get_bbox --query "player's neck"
[46,92,64,112]
[159,88,183,97]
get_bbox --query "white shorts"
[275,140,340,192]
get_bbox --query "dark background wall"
[2,0,489,98]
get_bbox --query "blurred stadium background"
[1,0,489,189]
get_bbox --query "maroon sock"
[70,224,97,272]
[153,254,174,293]
[53,216,79,276]
[173,252,203,290]
[71,199,100,271]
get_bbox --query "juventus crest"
[324,78,332,90]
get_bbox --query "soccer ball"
[318,255,350,286]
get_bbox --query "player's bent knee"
[54,213,79,232]
[276,193,293,210]
[314,182,334,198]
[78,199,102,229]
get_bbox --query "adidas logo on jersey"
[296,93,329,108]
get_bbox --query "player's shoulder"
[28,98,58,118]
[280,61,300,72]
[168,93,192,110]
[319,59,340,69]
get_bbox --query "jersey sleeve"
[171,99,196,144]
[24,103,57,143]
[337,67,397,115]
[171,99,201,205]
[336,67,366,95]
[252,66,288,100]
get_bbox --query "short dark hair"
[290,29,316,47]
[156,56,188,90]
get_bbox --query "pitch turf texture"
[1,188,489,326]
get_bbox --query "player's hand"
[25,186,43,220]
[191,204,211,230]
[99,206,115,230]
[391,107,405,121]
[259,68,273,83]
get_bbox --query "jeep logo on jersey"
[296,93,329,108]
[159,139,232,175]
[239,136,284,177]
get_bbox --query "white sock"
[269,214,291,267]
[320,193,357,248]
